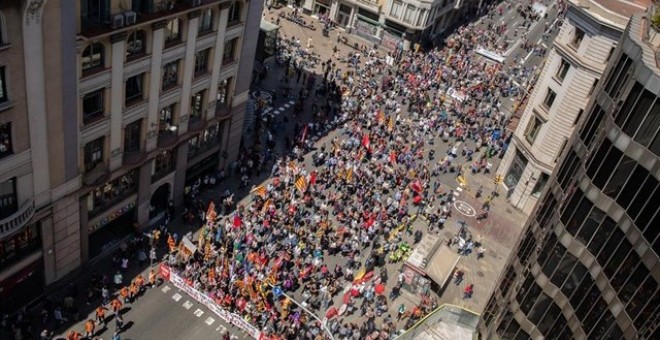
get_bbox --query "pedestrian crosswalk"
[161,285,229,335]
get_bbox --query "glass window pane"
[587,217,616,255]
[610,250,639,293]
[520,281,542,315]
[593,146,623,189]
[561,189,583,226]
[635,100,660,146]
[626,275,657,320]
[550,251,578,288]
[623,89,655,136]
[567,198,593,235]
[561,262,589,298]
[597,228,624,269]
[602,238,631,280]
[618,262,648,304]
[576,207,605,245]
[542,241,567,279]
[603,156,636,199]
[538,303,562,335]
[528,293,553,324]
[586,139,611,178]
[628,176,658,221]
[616,165,648,209]
[614,82,643,126]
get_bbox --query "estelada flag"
[250,184,267,198]
[206,202,217,222]
[295,176,307,193]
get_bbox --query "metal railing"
[0,199,35,239]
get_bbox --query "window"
[126,30,147,61]
[531,173,549,198]
[505,149,528,188]
[404,5,416,23]
[223,38,238,65]
[84,137,104,172]
[162,60,179,90]
[571,27,584,49]
[602,155,635,199]
[190,90,205,120]
[573,109,584,126]
[561,262,588,299]
[0,178,17,219]
[391,1,403,18]
[576,207,605,246]
[217,77,232,108]
[0,66,7,104]
[587,79,599,96]
[605,47,615,62]
[81,43,105,74]
[555,139,568,162]
[82,89,105,124]
[417,9,426,27]
[498,266,517,298]
[543,89,556,109]
[556,59,569,81]
[87,170,137,217]
[165,19,182,46]
[82,0,110,29]
[159,104,176,135]
[152,150,175,182]
[550,251,578,288]
[132,0,154,14]
[125,74,144,105]
[124,120,142,153]
[525,116,543,144]
[634,99,660,147]
[604,55,632,98]
[579,104,605,148]
[587,217,616,256]
[0,223,41,270]
[0,11,6,45]
[194,49,210,76]
[0,122,12,158]
[188,122,222,159]
[228,2,242,25]
[199,9,213,33]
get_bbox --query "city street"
[49,2,562,340]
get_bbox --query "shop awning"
[425,245,460,288]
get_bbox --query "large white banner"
[167,268,262,339]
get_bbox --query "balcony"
[80,0,224,39]
[157,130,179,148]
[122,151,148,166]
[215,101,232,120]
[0,199,35,239]
[188,115,205,132]
[83,163,111,187]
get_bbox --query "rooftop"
[396,304,480,340]
[569,0,652,28]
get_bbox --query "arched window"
[228,2,242,25]
[165,19,182,45]
[81,43,105,74]
[126,30,147,61]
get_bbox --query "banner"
[159,263,171,280]
[163,265,261,338]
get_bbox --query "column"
[329,0,339,20]
[22,0,51,207]
[177,11,201,135]
[146,22,166,152]
[207,2,232,121]
[172,143,189,208]
[109,33,127,172]
[136,161,153,228]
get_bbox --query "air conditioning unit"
[124,11,137,25]
[112,14,125,29]
[189,0,202,7]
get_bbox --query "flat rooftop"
[569,0,651,28]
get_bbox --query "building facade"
[0,0,261,315]
[1,0,82,314]
[480,10,660,340]
[75,0,260,261]
[297,0,485,50]
[497,0,648,215]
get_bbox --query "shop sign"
[89,201,136,233]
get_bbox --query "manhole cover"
[477,271,485,277]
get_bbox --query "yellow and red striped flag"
[345,168,353,182]
[295,176,307,193]
[388,116,395,132]
[261,199,271,214]
[250,184,267,198]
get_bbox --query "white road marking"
[161,286,171,293]
[283,103,291,108]
[523,49,534,64]
[193,309,205,317]
[182,300,193,309]
[288,100,295,105]
[216,325,227,333]
[172,293,182,302]
[205,317,215,325]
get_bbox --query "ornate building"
[481,8,660,340]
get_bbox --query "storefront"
[353,8,380,42]
[335,4,352,27]
[185,152,220,186]
[86,169,139,258]
[313,0,331,18]
[0,256,44,314]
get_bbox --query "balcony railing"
[0,199,35,239]
[157,131,179,148]
[188,115,205,132]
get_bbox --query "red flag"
[362,134,370,149]
[410,180,423,194]
[233,214,242,228]
[309,170,317,185]
[389,151,397,164]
